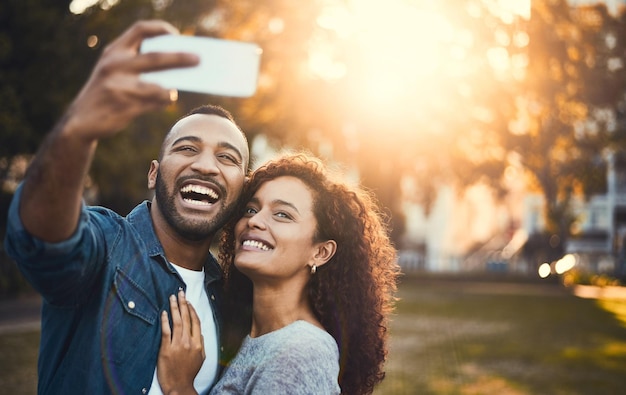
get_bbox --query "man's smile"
[179,182,220,206]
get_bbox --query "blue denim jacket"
[4,185,223,394]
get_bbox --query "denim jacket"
[4,185,223,394]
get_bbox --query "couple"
[4,20,399,394]
[158,152,400,394]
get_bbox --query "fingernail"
[169,89,178,102]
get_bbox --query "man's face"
[148,114,248,241]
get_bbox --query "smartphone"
[139,35,262,97]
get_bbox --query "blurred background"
[2,0,626,291]
[1,1,626,394]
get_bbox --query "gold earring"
[310,265,317,275]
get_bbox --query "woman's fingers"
[169,293,182,342]
[177,290,191,343]
[160,310,171,343]
[188,301,201,338]
[166,291,200,346]
[158,289,203,395]
[187,302,205,359]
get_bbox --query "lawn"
[1,275,625,394]
[376,275,626,395]
[0,329,38,394]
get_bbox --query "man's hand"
[18,20,200,242]
[63,20,199,141]
[158,290,204,395]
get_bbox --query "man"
[4,20,249,394]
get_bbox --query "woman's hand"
[158,290,205,395]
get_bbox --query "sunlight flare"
[311,0,530,113]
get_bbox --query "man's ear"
[313,240,337,267]
[147,160,159,190]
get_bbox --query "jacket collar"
[126,201,222,283]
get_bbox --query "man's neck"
[149,200,214,271]
[162,239,212,271]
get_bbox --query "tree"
[3,0,623,253]
[510,1,625,264]
[66,0,329,214]
[0,0,94,185]
[203,0,526,246]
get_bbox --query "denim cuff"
[5,183,86,258]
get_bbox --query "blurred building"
[399,0,626,277]
[554,0,626,277]
[399,155,625,278]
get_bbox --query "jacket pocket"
[100,267,160,364]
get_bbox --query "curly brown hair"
[219,153,400,395]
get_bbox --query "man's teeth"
[181,184,218,199]
[180,184,219,203]
[243,240,272,251]
[183,198,210,206]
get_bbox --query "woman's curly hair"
[219,153,401,395]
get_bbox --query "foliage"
[1,0,625,249]
[0,190,32,298]
[561,267,623,286]
[0,0,94,181]
[0,2,99,282]
[512,1,624,243]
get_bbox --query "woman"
[158,153,401,394]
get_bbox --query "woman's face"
[234,176,321,282]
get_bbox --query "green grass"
[2,276,626,394]
[0,330,38,394]
[376,276,626,395]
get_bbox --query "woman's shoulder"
[216,320,341,395]
[283,320,335,342]
[248,320,337,354]
[259,321,340,392]
[275,321,338,357]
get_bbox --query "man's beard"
[154,170,236,241]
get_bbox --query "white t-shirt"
[149,262,219,395]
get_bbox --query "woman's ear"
[147,160,159,190]
[313,240,337,267]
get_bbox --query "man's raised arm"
[19,20,199,242]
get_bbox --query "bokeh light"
[538,262,551,278]
[555,254,577,274]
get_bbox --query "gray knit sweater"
[209,320,341,394]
